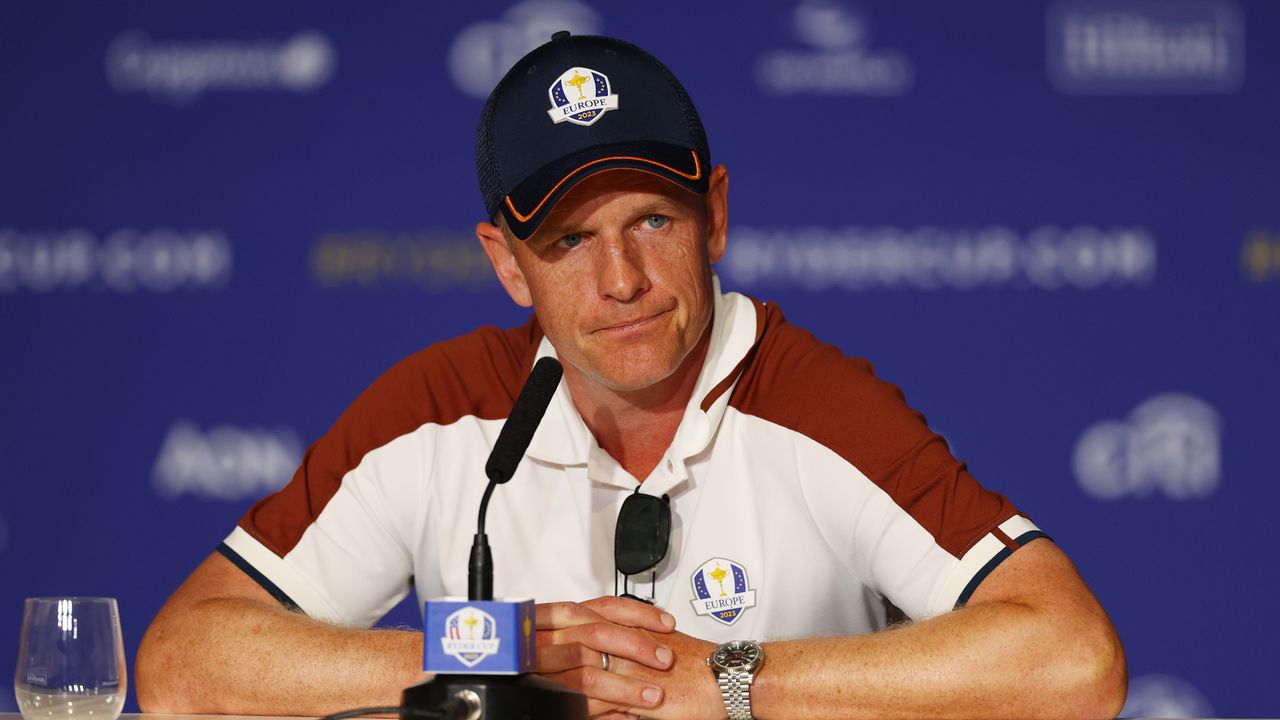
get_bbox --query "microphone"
[405,356,586,719]
[485,356,564,484]
[470,356,564,601]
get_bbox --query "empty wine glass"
[14,598,126,720]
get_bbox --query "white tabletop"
[1,715,315,720]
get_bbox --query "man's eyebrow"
[632,196,689,217]
[535,190,692,237]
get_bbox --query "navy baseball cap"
[476,31,711,240]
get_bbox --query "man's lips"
[592,307,672,334]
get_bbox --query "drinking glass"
[14,598,126,720]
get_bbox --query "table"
[2,716,314,720]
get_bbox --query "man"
[136,32,1126,719]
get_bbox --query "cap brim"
[500,142,708,240]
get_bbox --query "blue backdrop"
[3,2,1276,717]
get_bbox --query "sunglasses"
[613,489,672,604]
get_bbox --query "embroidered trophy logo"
[547,66,619,126]
[690,557,758,626]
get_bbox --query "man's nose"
[595,233,649,302]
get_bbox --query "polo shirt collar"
[524,275,764,494]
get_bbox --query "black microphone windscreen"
[484,356,564,483]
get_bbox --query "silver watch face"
[712,640,762,671]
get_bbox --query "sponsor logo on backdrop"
[1241,228,1280,283]
[756,0,913,96]
[1120,674,1215,719]
[1074,393,1221,500]
[152,421,302,501]
[722,225,1155,291]
[449,0,603,99]
[107,30,335,103]
[0,228,232,293]
[441,607,501,667]
[1047,0,1245,95]
[311,229,495,291]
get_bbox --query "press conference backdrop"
[2,1,1276,716]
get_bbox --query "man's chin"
[596,369,679,394]
[581,357,685,395]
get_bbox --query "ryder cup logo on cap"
[690,558,757,626]
[476,32,710,240]
[441,607,501,667]
[547,66,618,126]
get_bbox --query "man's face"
[478,166,728,394]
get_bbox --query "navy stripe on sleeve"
[216,542,302,613]
[953,531,1050,609]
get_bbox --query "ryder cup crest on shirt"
[690,557,757,626]
[547,66,619,125]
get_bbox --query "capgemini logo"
[152,421,303,501]
[448,0,602,99]
[1120,674,1215,719]
[106,30,336,103]
[1074,393,1221,500]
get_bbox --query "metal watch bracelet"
[716,672,754,720]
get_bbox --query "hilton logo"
[1047,0,1245,95]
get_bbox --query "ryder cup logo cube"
[424,598,536,674]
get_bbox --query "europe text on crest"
[441,606,501,667]
[689,557,757,626]
[547,66,619,126]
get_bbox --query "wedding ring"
[601,651,612,672]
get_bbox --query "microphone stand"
[401,358,587,720]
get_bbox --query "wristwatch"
[706,640,764,719]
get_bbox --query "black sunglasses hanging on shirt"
[613,489,672,604]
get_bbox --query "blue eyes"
[554,216,668,249]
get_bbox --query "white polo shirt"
[222,282,1043,643]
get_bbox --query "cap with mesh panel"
[476,31,711,240]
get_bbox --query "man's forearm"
[136,596,426,715]
[742,540,1127,720]
[752,598,1124,719]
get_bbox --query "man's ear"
[704,164,729,264]
[475,221,533,307]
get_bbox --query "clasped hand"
[535,596,723,719]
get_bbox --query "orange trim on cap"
[504,150,703,223]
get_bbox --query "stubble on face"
[506,170,718,403]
